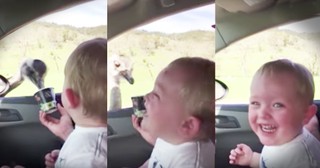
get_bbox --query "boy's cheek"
[140,118,147,130]
[145,99,157,111]
[248,114,257,127]
[144,101,151,111]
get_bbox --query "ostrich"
[0,59,46,97]
[108,54,134,111]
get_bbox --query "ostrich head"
[0,58,47,97]
[20,58,47,89]
[108,54,134,85]
[108,54,134,111]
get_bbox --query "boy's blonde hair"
[64,38,107,117]
[168,57,215,141]
[253,59,314,105]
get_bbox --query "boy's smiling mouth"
[260,124,276,133]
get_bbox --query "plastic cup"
[34,87,57,114]
[131,96,146,117]
[131,96,146,126]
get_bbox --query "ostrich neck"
[108,74,122,111]
[8,72,24,90]
[108,74,121,88]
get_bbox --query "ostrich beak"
[121,71,134,84]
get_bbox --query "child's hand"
[44,149,60,168]
[39,104,73,141]
[229,143,253,166]
[131,115,157,145]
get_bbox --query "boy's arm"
[132,115,157,145]
[250,152,260,168]
[39,104,74,141]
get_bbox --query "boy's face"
[249,73,309,146]
[141,66,188,143]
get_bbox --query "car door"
[108,108,153,168]
[0,96,63,167]
[215,104,262,168]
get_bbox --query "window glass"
[215,16,320,103]
[0,0,106,97]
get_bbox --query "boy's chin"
[258,135,290,146]
[256,131,279,146]
[257,129,301,146]
[259,138,278,146]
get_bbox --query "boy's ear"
[303,104,317,125]
[64,88,80,108]
[180,116,201,139]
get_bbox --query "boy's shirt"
[55,126,108,168]
[260,128,320,168]
[148,138,215,168]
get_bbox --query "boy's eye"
[154,92,160,100]
[149,91,160,100]
[250,101,259,106]
[273,103,283,108]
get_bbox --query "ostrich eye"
[114,61,120,67]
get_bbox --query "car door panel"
[216,104,263,168]
[108,108,153,168]
[0,96,63,167]
[108,134,153,168]
[108,108,137,136]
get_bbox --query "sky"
[38,1,214,33]
[137,4,215,33]
[37,0,106,27]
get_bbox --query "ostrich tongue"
[131,96,146,118]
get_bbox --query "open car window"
[108,4,214,110]
[214,16,320,104]
[0,0,106,97]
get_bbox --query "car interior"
[215,0,320,167]
[0,0,99,167]
[107,0,213,167]
[0,0,215,167]
[0,0,90,40]
[2,0,320,168]
[216,0,320,52]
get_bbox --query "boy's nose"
[144,93,150,100]
[257,106,271,119]
[144,93,152,103]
